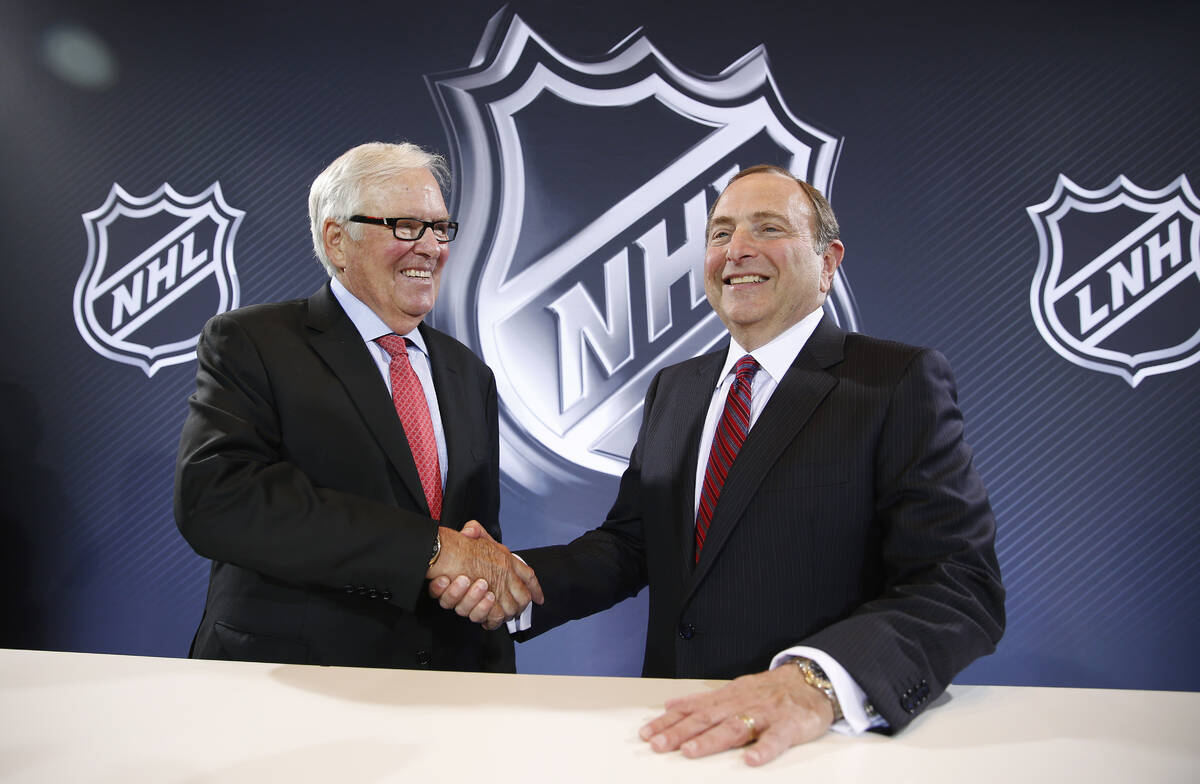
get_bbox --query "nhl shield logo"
[1029,174,1200,387]
[74,182,244,376]
[427,12,860,489]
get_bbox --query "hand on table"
[639,664,835,766]
[426,521,542,630]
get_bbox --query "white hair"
[307,141,450,276]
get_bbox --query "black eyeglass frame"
[348,215,459,243]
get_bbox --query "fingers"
[638,709,688,744]
[434,574,493,620]
[460,520,494,542]
[453,578,491,618]
[493,574,529,620]
[744,725,791,767]
[483,604,509,631]
[641,706,730,754]
[638,667,834,765]
[511,558,544,605]
[428,575,451,599]
[467,590,497,624]
[433,568,530,626]
[459,521,540,607]
[434,574,472,609]
[643,708,787,764]
[678,714,758,759]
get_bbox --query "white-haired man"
[176,141,540,671]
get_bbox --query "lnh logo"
[1029,174,1200,387]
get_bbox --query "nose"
[725,225,757,261]
[411,227,440,258]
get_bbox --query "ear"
[820,240,845,292]
[323,218,346,270]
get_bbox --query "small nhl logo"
[73,182,244,376]
[1029,174,1200,387]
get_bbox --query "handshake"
[424,521,542,630]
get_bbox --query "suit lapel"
[305,284,429,516]
[685,318,846,595]
[670,351,728,578]
[420,324,466,525]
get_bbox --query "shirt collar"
[718,307,825,386]
[329,277,429,356]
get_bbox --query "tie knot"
[734,354,758,383]
[377,334,411,359]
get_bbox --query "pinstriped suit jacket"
[519,316,1004,731]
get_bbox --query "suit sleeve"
[514,373,661,636]
[800,348,1005,732]
[174,313,437,612]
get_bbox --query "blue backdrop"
[2,0,1197,690]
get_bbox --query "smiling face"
[703,172,844,351]
[324,167,450,335]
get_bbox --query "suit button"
[415,650,431,665]
[381,590,393,601]
[678,623,695,640]
[343,584,355,595]
[367,588,378,599]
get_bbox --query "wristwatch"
[428,530,442,567]
[794,658,843,721]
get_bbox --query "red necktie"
[377,335,443,521]
[695,354,758,562]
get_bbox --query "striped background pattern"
[1,0,1196,690]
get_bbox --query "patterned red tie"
[377,335,443,521]
[695,354,759,562]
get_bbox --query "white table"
[1,648,1197,782]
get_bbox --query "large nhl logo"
[427,11,860,490]
[74,182,244,376]
[1029,174,1200,387]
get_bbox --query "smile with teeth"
[726,274,767,285]
[401,269,433,279]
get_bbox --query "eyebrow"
[709,210,793,227]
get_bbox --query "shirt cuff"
[506,601,533,634]
[770,645,888,735]
[505,553,533,634]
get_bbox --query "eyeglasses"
[348,215,458,243]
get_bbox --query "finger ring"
[734,713,758,741]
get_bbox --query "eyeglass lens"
[393,219,456,242]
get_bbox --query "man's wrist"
[795,657,843,722]
[428,529,442,567]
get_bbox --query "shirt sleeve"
[770,646,889,735]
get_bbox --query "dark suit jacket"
[519,317,1004,730]
[175,283,514,672]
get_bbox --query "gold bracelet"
[795,658,843,722]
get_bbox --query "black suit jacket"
[175,283,514,672]
[519,317,1004,730]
